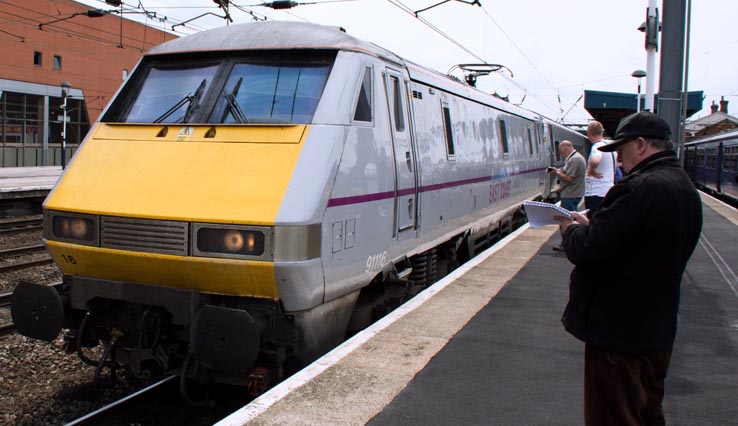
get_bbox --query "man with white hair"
[547,140,585,251]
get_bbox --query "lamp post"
[60,82,71,170]
[631,70,646,112]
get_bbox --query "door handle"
[405,151,413,173]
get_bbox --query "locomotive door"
[384,69,418,236]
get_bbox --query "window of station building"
[33,51,42,67]
[441,103,455,157]
[498,119,509,155]
[353,66,372,122]
[53,55,62,70]
[0,91,43,146]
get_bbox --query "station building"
[0,0,176,167]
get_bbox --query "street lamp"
[60,82,71,170]
[631,70,647,112]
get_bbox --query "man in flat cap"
[555,111,703,425]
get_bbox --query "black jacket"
[561,150,703,354]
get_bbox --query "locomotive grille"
[101,216,189,256]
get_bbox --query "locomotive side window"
[498,119,509,155]
[442,104,455,157]
[527,127,534,155]
[353,66,373,122]
[389,75,405,132]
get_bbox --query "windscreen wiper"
[153,79,207,124]
[182,79,207,123]
[220,77,248,124]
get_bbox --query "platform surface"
[0,166,61,195]
[218,194,738,426]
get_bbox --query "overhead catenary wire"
[385,0,565,118]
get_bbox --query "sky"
[75,0,738,127]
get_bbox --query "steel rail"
[0,244,46,258]
[65,376,178,426]
[0,257,54,273]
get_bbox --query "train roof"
[147,21,540,121]
[147,21,403,63]
[684,128,738,146]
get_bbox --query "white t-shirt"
[585,140,618,197]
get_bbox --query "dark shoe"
[552,244,565,252]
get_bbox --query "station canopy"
[584,90,703,137]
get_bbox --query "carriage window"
[527,127,534,155]
[706,148,717,169]
[353,67,372,122]
[498,119,509,155]
[696,148,705,167]
[442,105,455,157]
[389,75,405,132]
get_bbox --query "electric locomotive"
[12,21,586,395]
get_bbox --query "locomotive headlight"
[47,212,98,245]
[193,224,269,259]
[224,230,245,252]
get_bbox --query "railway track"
[65,376,251,425]
[0,243,53,273]
[0,291,14,338]
[0,216,43,235]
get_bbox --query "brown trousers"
[584,344,672,426]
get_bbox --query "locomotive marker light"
[60,82,71,170]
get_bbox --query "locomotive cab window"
[353,66,373,122]
[115,63,220,124]
[210,61,330,124]
[442,103,455,157]
[102,51,335,125]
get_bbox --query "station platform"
[0,166,61,215]
[0,166,61,198]
[217,193,738,426]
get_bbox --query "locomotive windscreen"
[103,51,335,125]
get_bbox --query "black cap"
[598,111,672,152]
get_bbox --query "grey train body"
[13,21,588,390]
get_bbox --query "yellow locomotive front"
[12,34,340,395]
